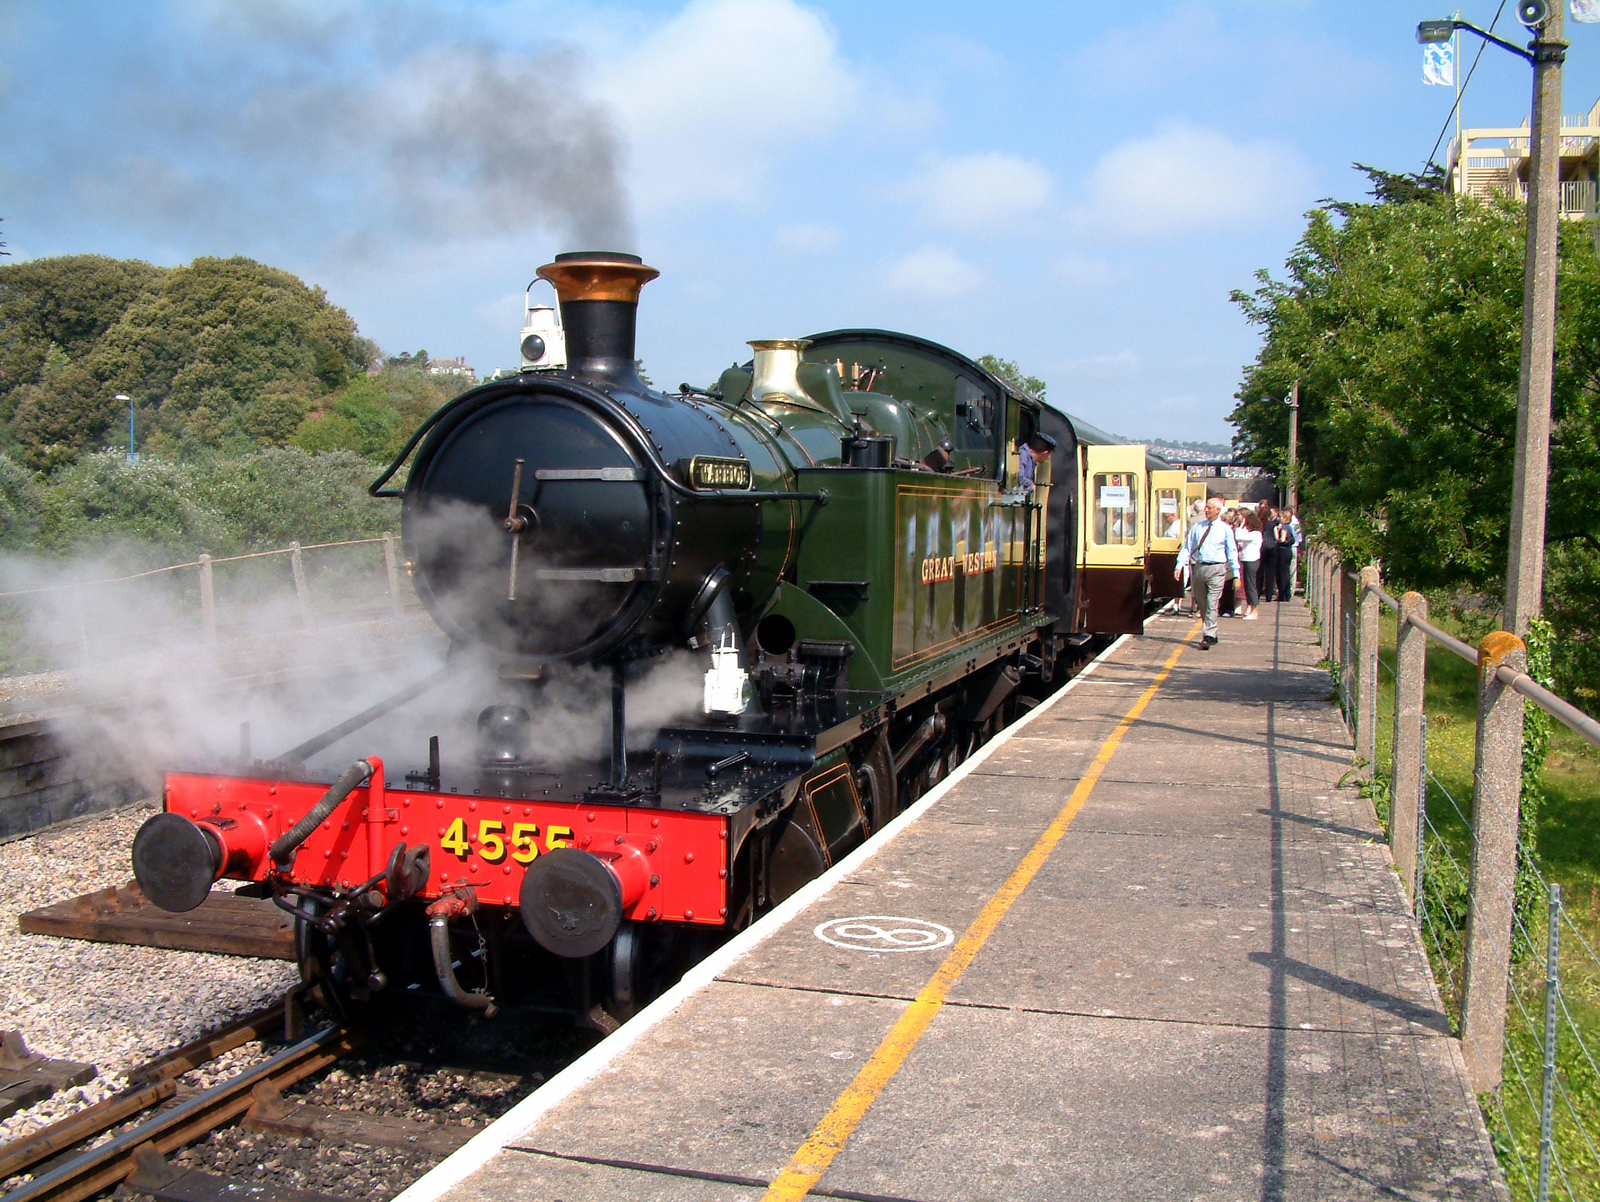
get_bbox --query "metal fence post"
[290,542,314,629]
[1416,713,1429,919]
[382,534,402,616]
[1305,544,1318,621]
[1339,565,1357,686]
[1538,883,1562,1202]
[1320,551,1334,654]
[1460,630,1527,1092]
[1357,565,1381,767]
[1391,592,1427,899]
[198,553,216,642]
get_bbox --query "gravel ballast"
[0,800,298,1147]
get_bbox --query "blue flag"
[1423,41,1454,86]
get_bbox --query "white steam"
[0,538,706,796]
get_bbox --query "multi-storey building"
[1446,96,1599,220]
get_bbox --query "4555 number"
[439,819,574,864]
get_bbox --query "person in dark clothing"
[1273,512,1296,599]
[1257,503,1280,602]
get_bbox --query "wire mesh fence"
[0,535,414,677]
[1311,544,1600,1202]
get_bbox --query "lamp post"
[1418,4,1567,635]
[1285,380,1299,512]
[115,394,135,463]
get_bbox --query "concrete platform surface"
[399,602,1504,1202]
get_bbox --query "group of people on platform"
[1174,498,1301,650]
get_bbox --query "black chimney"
[536,251,659,387]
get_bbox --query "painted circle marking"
[814,915,955,953]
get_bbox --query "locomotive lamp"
[519,289,566,371]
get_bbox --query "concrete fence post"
[1339,565,1357,710]
[290,542,314,629]
[1390,592,1427,900]
[1327,552,1342,658]
[1460,631,1528,1092]
[1357,565,1381,768]
[198,553,216,642]
[382,534,402,616]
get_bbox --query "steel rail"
[1405,614,1481,665]
[1496,665,1600,751]
[0,1025,359,1202]
[0,998,295,1182]
[0,1082,175,1182]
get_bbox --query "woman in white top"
[1236,511,1263,619]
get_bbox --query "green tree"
[976,354,1046,400]
[1230,174,1600,697]
[0,255,369,466]
[0,255,164,404]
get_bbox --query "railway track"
[0,998,354,1202]
[0,992,579,1202]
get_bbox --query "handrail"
[1405,615,1481,666]
[1497,665,1600,751]
[1323,541,1600,749]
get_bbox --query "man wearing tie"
[1175,496,1243,650]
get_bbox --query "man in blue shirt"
[1017,432,1055,491]
[1175,496,1243,650]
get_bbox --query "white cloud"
[775,222,841,253]
[1054,253,1113,286]
[881,245,984,301]
[1070,125,1309,239]
[592,0,861,209]
[903,152,1053,232]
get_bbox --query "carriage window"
[1093,473,1139,546]
[953,376,994,452]
[1155,489,1183,539]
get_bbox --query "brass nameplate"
[688,457,753,490]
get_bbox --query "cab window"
[1155,489,1183,539]
[953,376,995,452]
[1093,473,1139,546]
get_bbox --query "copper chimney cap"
[536,251,659,304]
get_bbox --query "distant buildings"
[428,356,477,382]
[1446,96,1600,221]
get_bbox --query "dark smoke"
[1,4,637,253]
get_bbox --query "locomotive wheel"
[767,810,827,908]
[854,729,897,833]
[294,901,376,1026]
[606,922,642,1022]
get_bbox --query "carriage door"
[1147,469,1187,601]
[1078,444,1145,636]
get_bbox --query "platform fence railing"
[0,534,416,677]
[1308,542,1600,1202]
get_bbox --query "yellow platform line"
[761,620,1201,1201]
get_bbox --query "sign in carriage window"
[1093,473,1139,545]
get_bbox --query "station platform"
[401,602,1505,1202]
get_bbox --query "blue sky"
[2,1,1596,443]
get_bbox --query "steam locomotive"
[130,252,1166,1028]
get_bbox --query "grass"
[1349,602,1600,1201]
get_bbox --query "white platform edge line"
[393,622,1160,1202]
